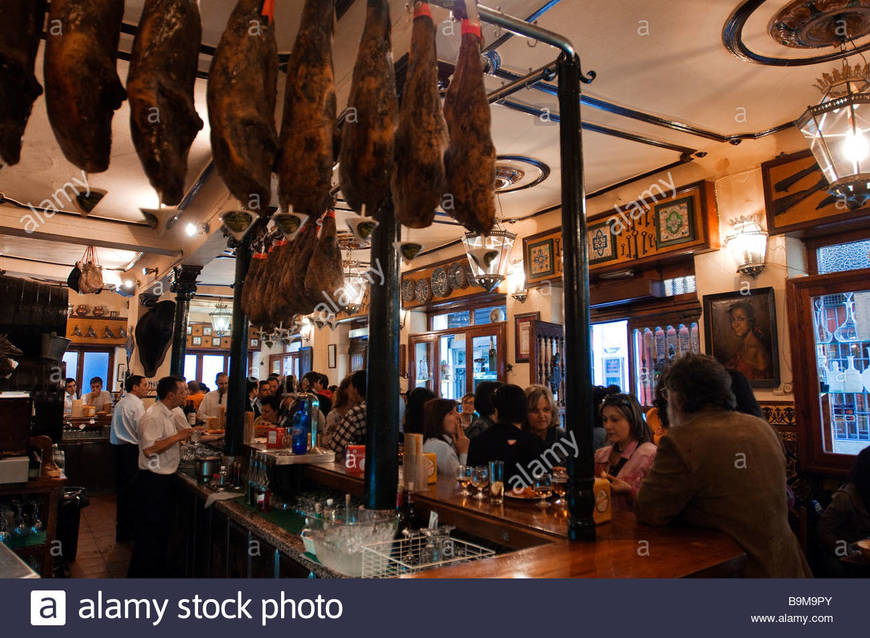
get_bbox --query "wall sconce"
[141,266,158,276]
[507,259,527,303]
[399,309,409,330]
[725,215,768,278]
[184,222,210,237]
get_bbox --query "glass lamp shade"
[209,303,232,337]
[724,220,768,277]
[797,64,870,208]
[462,230,516,293]
[340,274,367,314]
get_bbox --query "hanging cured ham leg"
[338,0,398,218]
[127,0,204,206]
[279,0,336,217]
[392,2,447,229]
[44,0,126,173]
[443,3,496,234]
[0,0,46,167]
[304,211,345,310]
[208,0,278,213]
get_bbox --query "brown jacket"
[636,409,811,577]
[817,483,870,553]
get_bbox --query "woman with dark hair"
[466,381,502,440]
[726,301,771,380]
[421,398,469,477]
[403,387,436,435]
[594,393,656,497]
[467,384,541,483]
[818,447,870,575]
[321,376,358,449]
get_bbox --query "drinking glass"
[535,473,552,507]
[455,464,472,495]
[471,466,489,500]
[488,460,504,504]
[552,467,568,506]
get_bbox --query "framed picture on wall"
[702,287,780,388]
[328,344,337,369]
[250,338,259,348]
[186,325,192,335]
[212,337,222,347]
[203,326,212,336]
[514,312,540,363]
[192,336,202,346]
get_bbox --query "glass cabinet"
[788,269,870,474]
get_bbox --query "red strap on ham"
[414,2,432,19]
[261,0,275,24]
[461,19,482,39]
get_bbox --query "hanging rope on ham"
[443,4,496,234]
[279,0,336,217]
[0,0,46,167]
[207,0,278,213]
[127,0,204,206]
[338,0,398,218]
[44,0,127,173]
[392,2,447,229]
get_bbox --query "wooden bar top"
[305,462,747,578]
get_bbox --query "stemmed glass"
[814,298,833,344]
[455,464,472,496]
[834,292,860,343]
[471,466,489,500]
[551,467,568,506]
[535,473,552,507]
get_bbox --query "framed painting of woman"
[703,287,780,388]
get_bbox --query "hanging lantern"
[341,273,368,315]
[462,229,516,293]
[797,61,870,208]
[209,301,232,337]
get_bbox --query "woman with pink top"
[594,393,657,498]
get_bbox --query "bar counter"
[171,454,745,578]
[305,462,747,578]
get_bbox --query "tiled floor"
[67,493,131,578]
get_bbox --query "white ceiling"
[1,0,865,287]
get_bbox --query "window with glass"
[816,239,870,275]
[62,347,113,393]
[428,301,506,330]
[591,320,629,391]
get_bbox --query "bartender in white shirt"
[128,376,195,577]
[63,378,77,416]
[82,376,113,412]
[196,372,228,423]
[109,375,147,541]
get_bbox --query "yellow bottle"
[593,477,612,525]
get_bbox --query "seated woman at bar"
[403,387,435,435]
[817,447,870,576]
[322,376,357,449]
[422,398,469,477]
[524,384,570,465]
[465,381,502,440]
[594,393,656,497]
[467,384,541,484]
[253,396,284,434]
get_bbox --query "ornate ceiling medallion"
[770,0,870,48]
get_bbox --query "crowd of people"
[78,352,869,579]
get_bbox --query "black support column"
[364,199,400,511]
[169,265,202,377]
[558,53,596,541]
[225,238,252,457]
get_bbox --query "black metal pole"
[558,53,596,541]
[364,198,400,510]
[169,265,202,377]
[225,239,251,458]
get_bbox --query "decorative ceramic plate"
[448,262,468,289]
[430,267,452,298]
[415,279,431,304]
[402,278,416,303]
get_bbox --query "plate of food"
[505,486,551,500]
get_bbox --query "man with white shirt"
[129,376,193,577]
[110,375,147,541]
[82,376,113,412]
[196,372,228,423]
[63,378,77,416]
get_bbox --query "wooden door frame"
[408,323,507,396]
[787,267,870,476]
